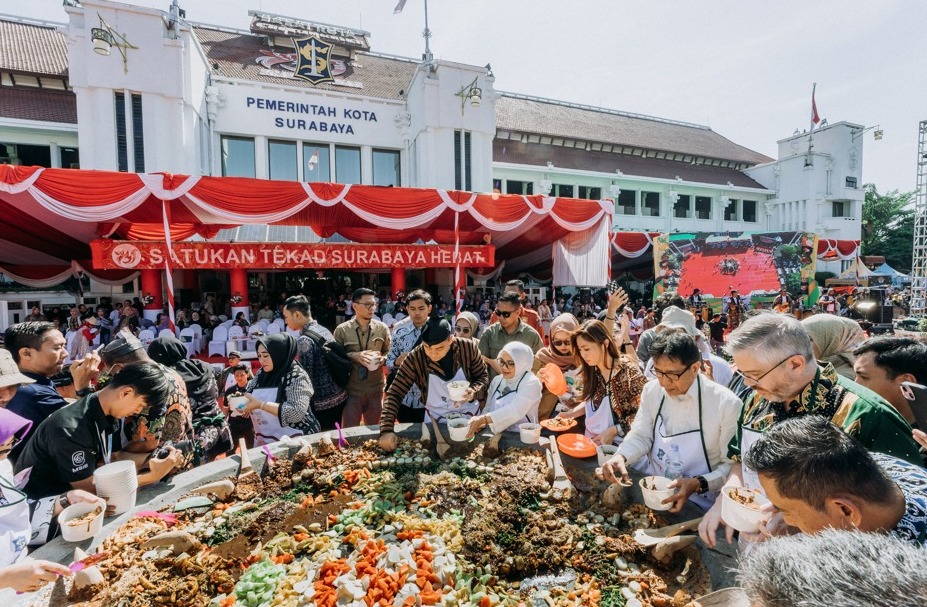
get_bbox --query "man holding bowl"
[601,331,742,511]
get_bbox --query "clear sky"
[16,0,927,194]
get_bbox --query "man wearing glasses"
[334,288,391,427]
[698,313,921,550]
[602,332,742,512]
[478,292,543,380]
[489,280,546,342]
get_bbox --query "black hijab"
[147,335,217,407]
[254,333,298,399]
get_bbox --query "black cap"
[421,317,452,345]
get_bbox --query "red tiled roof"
[494,140,767,189]
[0,18,68,77]
[193,26,415,100]
[0,87,77,124]
[496,95,772,166]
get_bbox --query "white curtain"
[552,218,610,286]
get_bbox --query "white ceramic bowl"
[519,422,541,444]
[447,418,470,442]
[93,460,135,480]
[227,395,248,411]
[721,487,771,533]
[596,444,619,467]
[59,502,105,542]
[639,475,676,511]
[446,380,471,402]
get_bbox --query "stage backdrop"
[653,231,819,308]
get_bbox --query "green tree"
[861,184,915,273]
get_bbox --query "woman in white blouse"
[467,342,542,436]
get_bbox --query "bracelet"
[605,316,615,321]
[259,401,267,412]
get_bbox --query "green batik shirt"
[729,363,922,466]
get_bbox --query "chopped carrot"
[479,596,492,607]
[219,597,236,607]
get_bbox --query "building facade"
[0,0,863,316]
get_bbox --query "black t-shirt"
[708,320,727,341]
[15,394,123,500]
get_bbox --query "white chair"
[189,323,204,352]
[382,313,394,328]
[64,331,78,364]
[255,319,269,331]
[139,329,155,348]
[218,315,228,322]
[286,328,301,338]
[269,320,285,331]
[228,326,244,340]
[264,323,281,334]
[220,319,234,329]
[179,327,196,344]
[158,328,174,340]
[248,324,264,338]
[394,312,406,323]
[208,325,229,358]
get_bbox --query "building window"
[220,136,256,177]
[335,145,362,184]
[674,194,691,218]
[131,93,144,173]
[303,144,331,181]
[115,92,128,172]
[372,149,401,186]
[642,192,660,217]
[505,180,533,195]
[268,140,297,181]
[617,189,636,215]
[0,143,53,167]
[742,199,757,222]
[553,184,574,197]
[724,198,740,222]
[832,200,846,217]
[454,130,472,190]
[695,196,712,220]
[578,186,602,200]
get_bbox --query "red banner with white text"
[91,240,495,270]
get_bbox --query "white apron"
[643,377,717,510]
[423,368,479,423]
[584,395,624,445]
[0,477,31,567]
[249,387,303,447]
[484,375,534,433]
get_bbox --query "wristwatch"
[695,475,709,493]
[75,387,95,398]
[58,494,71,511]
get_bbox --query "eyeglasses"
[652,365,693,380]
[494,309,515,318]
[356,300,378,309]
[454,325,471,334]
[551,339,571,348]
[740,354,795,385]
[497,358,516,369]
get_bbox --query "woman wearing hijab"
[238,333,320,446]
[0,403,104,593]
[453,311,481,343]
[557,319,646,446]
[467,342,542,437]
[147,336,230,462]
[801,314,866,379]
[532,313,580,421]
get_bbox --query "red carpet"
[677,248,782,297]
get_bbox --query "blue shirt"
[873,452,927,545]
[5,371,67,461]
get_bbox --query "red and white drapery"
[816,239,860,261]
[0,261,138,289]
[0,166,614,320]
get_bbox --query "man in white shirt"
[642,306,733,387]
[602,331,743,512]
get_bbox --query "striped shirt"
[380,337,489,434]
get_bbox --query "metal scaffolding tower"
[912,120,927,317]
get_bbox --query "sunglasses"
[551,339,571,348]
[494,309,515,318]
[454,325,471,334]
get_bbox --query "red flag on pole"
[811,84,820,125]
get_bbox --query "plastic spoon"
[334,422,348,448]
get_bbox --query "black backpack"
[305,329,352,387]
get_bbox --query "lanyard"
[96,422,112,465]
[355,323,372,351]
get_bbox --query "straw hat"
[656,306,700,337]
[0,349,35,389]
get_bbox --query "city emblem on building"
[293,35,335,85]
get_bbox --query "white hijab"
[500,342,535,390]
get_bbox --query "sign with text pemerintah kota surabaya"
[91,241,495,270]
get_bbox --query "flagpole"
[422,0,433,65]
[805,83,816,166]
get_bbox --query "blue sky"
[17,0,927,194]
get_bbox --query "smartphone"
[606,280,620,296]
[902,382,927,430]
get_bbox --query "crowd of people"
[0,277,925,600]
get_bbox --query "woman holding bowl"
[238,333,320,446]
[557,319,646,446]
